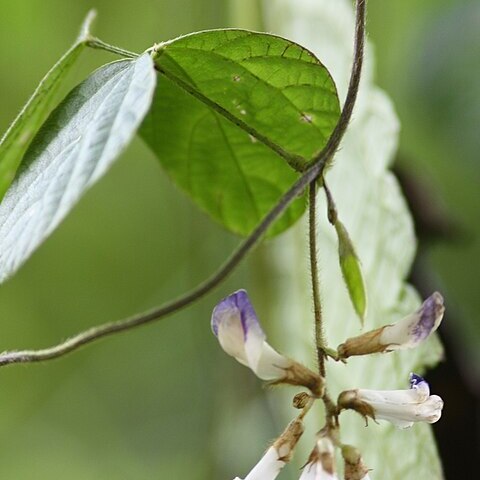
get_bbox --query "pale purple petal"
[410,292,444,342]
[211,289,265,342]
[410,373,426,389]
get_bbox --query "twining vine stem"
[0,0,366,368]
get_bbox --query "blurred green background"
[0,0,478,478]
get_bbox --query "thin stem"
[308,182,326,377]
[0,0,366,368]
[309,183,338,424]
[86,38,139,59]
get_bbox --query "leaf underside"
[141,29,340,236]
[0,54,156,283]
[0,44,85,202]
[0,10,96,202]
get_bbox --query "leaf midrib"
[164,46,331,142]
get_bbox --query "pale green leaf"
[262,1,444,478]
[140,29,340,236]
[0,10,96,201]
[0,54,156,283]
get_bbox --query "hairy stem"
[0,0,366,368]
[308,182,326,377]
[309,182,338,426]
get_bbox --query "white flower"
[300,436,338,480]
[338,373,444,429]
[241,446,285,480]
[211,290,324,395]
[338,292,445,358]
[211,289,291,380]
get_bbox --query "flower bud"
[338,292,445,358]
[293,392,311,410]
[212,290,324,396]
[335,220,367,324]
[338,373,444,429]
[341,445,370,480]
[235,419,304,480]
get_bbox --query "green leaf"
[0,54,156,283]
[335,220,367,323]
[140,29,340,236]
[141,75,305,237]
[0,10,96,201]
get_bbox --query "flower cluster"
[211,290,444,479]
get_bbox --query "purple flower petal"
[211,289,265,342]
[409,373,430,397]
[409,373,425,388]
[410,292,444,342]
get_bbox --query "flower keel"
[338,373,444,429]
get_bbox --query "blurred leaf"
[0,10,96,201]
[0,54,156,283]
[264,1,444,478]
[335,220,367,323]
[141,29,340,236]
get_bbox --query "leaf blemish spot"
[233,75,241,82]
[300,112,313,124]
